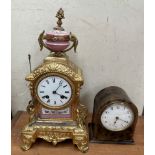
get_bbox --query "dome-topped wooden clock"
[21,8,89,153]
[89,86,138,144]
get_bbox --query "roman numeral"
[111,107,113,110]
[59,80,63,85]
[41,85,45,87]
[42,95,49,99]
[65,91,69,93]
[54,101,56,104]
[60,100,63,103]
[47,99,50,103]
[40,91,44,93]
[46,80,49,84]
[63,85,67,88]
[52,78,55,83]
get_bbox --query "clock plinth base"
[21,121,89,153]
[88,123,134,144]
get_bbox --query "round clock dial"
[101,102,134,131]
[37,76,72,107]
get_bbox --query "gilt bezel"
[34,72,75,110]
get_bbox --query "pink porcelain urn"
[43,30,70,52]
[38,8,78,54]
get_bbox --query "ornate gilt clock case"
[21,9,89,153]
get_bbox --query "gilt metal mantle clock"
[21,8,89,153]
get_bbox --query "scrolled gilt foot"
[76,142,89,153]
[21,129,37,151]
[21,142,32,151]
[52,140,58,146]
[73,134,89,153]
[20,137,34,151]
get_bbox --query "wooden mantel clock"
[21,8,89,153]
[89,86,138,144]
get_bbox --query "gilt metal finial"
[54,8,65,31]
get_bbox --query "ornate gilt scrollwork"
[25,62,83,83]
[26,100,35,122]
[63,33,78,53]
[76,104,88,129]
[21,113,89,152]
[38,30,45,51]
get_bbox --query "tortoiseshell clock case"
[89,86,138,144]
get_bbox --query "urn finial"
[54,8,65,31]
[38,8,78,54]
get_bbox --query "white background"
[11,0,143,115]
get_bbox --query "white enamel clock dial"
[37,76,72,107]
[101,102,134,131]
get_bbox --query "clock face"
[37,76,72,107]
[100,102,134,131]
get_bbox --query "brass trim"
[34,73,75,110]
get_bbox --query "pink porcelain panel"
[46,30,69,36]
[44,40,70,52]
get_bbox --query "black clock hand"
[114,116,119,124]
[60,94,67,99]
[42,95,49,99]
[57,93,67,99]
[118,118,128,123]
[53,91,67,99]
[54,85,61,92]
[54,80,63,92]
